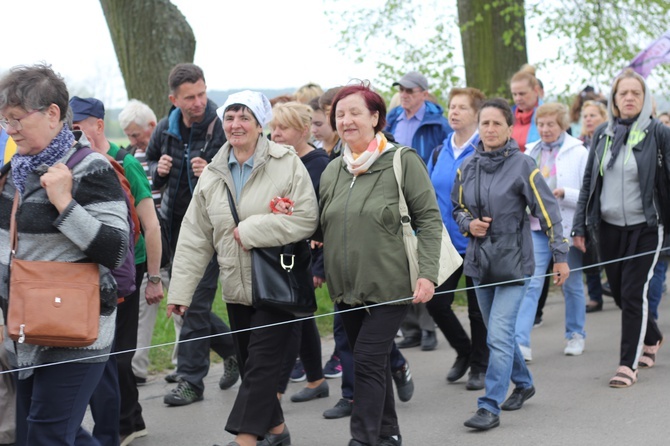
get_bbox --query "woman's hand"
[469,216,492,238]
[553,262,570,286]
[167,304,188,318]
[313,276,325,289]
[270,197,294,215]
[40,163,73,213]
[233,227,248,251]
[553,188,565,199]
[573,236,586,253]
[412,278,435,304]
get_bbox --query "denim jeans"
[474,278,533,415]
[648,259,667,321]
[516,231,586,348]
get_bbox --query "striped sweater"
[0,146,129,377]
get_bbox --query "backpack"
[70,145,138,299]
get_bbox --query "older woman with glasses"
[0,64,129,445]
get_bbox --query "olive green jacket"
[319,143,442,306]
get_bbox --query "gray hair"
[0,63,69,121]
[118,99,157,130]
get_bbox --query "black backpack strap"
[115,147,130,165]
[431,144,444,166]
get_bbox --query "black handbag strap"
[226,186,240,226]
[475,157,484,219]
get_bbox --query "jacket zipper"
[343,174,356,295]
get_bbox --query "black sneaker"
[219,356,239,390]
[391,362,414,402]
[323,398,353,419]
[377,435,402,446]
[163,380,203,406]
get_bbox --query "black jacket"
[572,119,670,240]
[146,99,226,237]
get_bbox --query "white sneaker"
[564,333,585,356]
[519,344,532,362]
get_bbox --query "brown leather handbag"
[7,188,101,347]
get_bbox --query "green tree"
[99,0,196,117]
[328,0,670,103]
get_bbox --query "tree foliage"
[100,0,196,117]
[328,0,670,105]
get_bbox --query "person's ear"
[45,104,62,129]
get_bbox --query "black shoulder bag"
[225,187,316,317]
[475,158,524,286]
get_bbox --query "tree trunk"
[458,0,528,97]
[100,0,195,117]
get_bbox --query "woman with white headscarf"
[166,90,319,446]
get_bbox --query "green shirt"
[108,142,153,264]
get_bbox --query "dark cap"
[392,71,428,91]
[70,96,105,122]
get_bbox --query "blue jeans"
[516,231,586,347]
[16,361,106,446]
[648,259,667,321]
[474,278,533,415]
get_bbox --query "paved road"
[123,290,669,446]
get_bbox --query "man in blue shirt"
[385,71,450,351]
[385,71,451,164]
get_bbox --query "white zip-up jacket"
[167,136,319,307]
[526,133,588,243]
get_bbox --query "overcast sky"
[2,0,378,106]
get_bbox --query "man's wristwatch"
[147,274,162,284]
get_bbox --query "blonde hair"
[535,102,570,130]
[611,68,646,118]
[269,101,313,138]
[294,83,323,104]
[510,64,540,89]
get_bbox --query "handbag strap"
[226,186,240,226]
[474,157,485,219]
[9,190,19,257]
[7,144,94,257]
[392,147,412,227]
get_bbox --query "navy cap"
[70,96,105,122]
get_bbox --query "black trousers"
[277,319,324,394]
[599,222,664,369]
[225,304,294,438]
[426,264,489,373]
[339,302,409,445]
[176,255,235,394]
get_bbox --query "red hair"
[329,83,387,133]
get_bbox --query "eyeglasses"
[0,109,41,131]
[398,86,422,94]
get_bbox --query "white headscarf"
[216,90,273,127]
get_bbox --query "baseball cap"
[70,96,105,122]
[392,71,428,91]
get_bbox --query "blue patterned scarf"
[11,125,74,193]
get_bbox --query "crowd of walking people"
[0,60,669,446]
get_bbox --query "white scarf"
[342,132,388,175]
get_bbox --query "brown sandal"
[638,338,664,369]
[609,366,637,388]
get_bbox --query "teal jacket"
[319,143,443,306]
